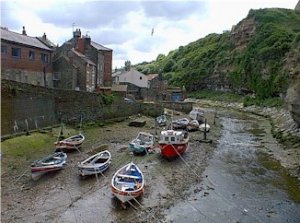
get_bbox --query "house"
[56,29,113,91]
[52,49,97,92]
[112,69,149,99]
[1,26,54,87]
[111,84,128,97]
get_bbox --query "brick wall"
[1,40,53,87]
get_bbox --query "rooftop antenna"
[72,22,75,32]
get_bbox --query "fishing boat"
[187,119,200,131]
[78,150,111,176]
[171,118,189,130]
[189,107,205,123]
[199,123,210,132]
[156,114,167,126]
[158,129,189,159]
[55,133,85,152]
[111,162,145,203]
[31,152,67,179]
[129,132,154,155]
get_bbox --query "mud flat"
[1,111,220,223]
[187,98,300,180]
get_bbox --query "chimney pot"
[22,26,27,35]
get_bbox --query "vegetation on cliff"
[135,8,300,101]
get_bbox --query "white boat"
[172,118,189,129]
[129,132,154,155]
[78,150,111,176]
[156,114,167,126]
[31,152,67,179]
[199,123,210,132]
[189,107,205,123]
[111,162,145,203]
[55,133,85,152]
[187,119,200,131]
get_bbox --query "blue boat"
[129,132,154,155]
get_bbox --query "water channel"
[166,109,300,223]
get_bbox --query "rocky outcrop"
[295,0,300,10]
[286,75,300,127]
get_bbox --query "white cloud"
[1,0,297,68]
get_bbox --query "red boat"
[158,129,189,159]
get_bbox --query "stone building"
[1,26,53,87]
[52,49,97,92]
[55,29,112,91]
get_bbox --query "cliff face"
[295,0,300,10]
[286,76,300,127]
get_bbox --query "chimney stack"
[42,32,47,40]
[22,26,27,35]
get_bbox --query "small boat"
[199,123,210,132]
[156,114,167,126]
[31,152,67,179]
[55,133,85,152]
[187,119,200,131]
[171,118,189,130]
[158,129,189,159]
[78,150,112,176]
[129,132,154,155]
[189,107,205,123]
[111,162,145,203]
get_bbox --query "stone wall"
[1,80,193,138]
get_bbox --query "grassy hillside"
[135,8,300,100]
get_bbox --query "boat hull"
[78,162,111,176]
[129,144,149,154]
[55,134,85,151]
[159,143,188,159]
[111,162,145,203]
[111,187,144,203]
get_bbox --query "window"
[171,137,175,142]
[41,53,49,63]
[1,45,7,54]
[29,50,35,60]
[12,47,21,58]
[53,72,61,80]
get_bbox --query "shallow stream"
[165,110,300,222]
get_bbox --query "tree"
[125,60,131,71]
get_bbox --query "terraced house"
[54,28,113,92]
[1,26,54,87]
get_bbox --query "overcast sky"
[1,0,297,68]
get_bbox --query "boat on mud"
[156,114,167,126]
[199,123,210,132]
[187,119,200,131]
[129,132,154,155]
[55,133,85,152]
[111,162,145,203]
[158,129,189,159]
[189,107,205,123]
[77,150,112,176]
[31,152,67,179]
[171,118,189,130]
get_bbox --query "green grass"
[188,90,244,103]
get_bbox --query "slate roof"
[71,48,96,66]
[91,41,112,51]
[1,28,52,51]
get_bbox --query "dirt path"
[1,110,220,223]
